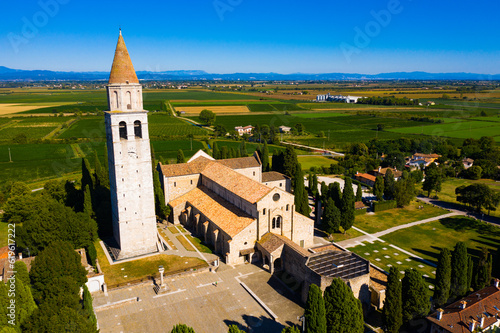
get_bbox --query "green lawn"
[354,200,448,234]
[186,235,213,254]
[381,217,500,273]
[327,228,365,243]
[95,240,206,288]
[429,178,500,218]
[350,240,436,291]
[298,155,336,171]
[176,235,195,251]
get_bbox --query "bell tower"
[104,30,157,259]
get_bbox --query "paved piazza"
[94,263,304,332]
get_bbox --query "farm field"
[176,105,250,115]
[353,200,448,234]
[0,102,76,115]
[388,120,500,141]
[381,216,500,276]
[0,116,71,141]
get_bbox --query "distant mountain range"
[0,66,499,81]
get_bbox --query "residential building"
[355,172,377,187]
[370,167,403,180]
[234,125,254,136]
[463,158,474,169]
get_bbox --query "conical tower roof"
[108,30,139,84]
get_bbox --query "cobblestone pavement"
[94,263,303,333]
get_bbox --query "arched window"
[113,91,118,109]
[134,120,142,138]
[272,216,282,229]
[126,91,132,109]
[286,204,289,211]
[119,121,127,139]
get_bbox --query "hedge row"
[373,200,397,212]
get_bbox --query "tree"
[272,151,285,174]
[213,124,227,137]
[154,168,170,220]
[29,241,87,304]
[324,278,364,333]
[212,142,220,159]
[311,174,318,197]
[9,181,31,197]
[355,185,362,202]
[456,183,500,214]
[465,165,482,180]
[433,248,451,307]
[23,306,98,333]
[373,176,384,201]
[239,141,248,157]
[83,184,93,217]
[43,180,67,203]
[340,178,355,233]
[451,242,469,298]
[423,167,443,197]
[177,149,185,164]
[401,269,430,323]
[82,285,97,330]
[323,198,341,235]
[81,158,94,191]
[283,146,299,179]
[394,179,415,208]
[294,164,311,216]
[282,326,301,333]
[228,325,243,333]
[474,248,493,290]
[171,324,195,333]
[93,150,107,188]
[199,109,216,125]
[262,141,270,172]
[304,284,326,333]
[329,182,342,208]
[14,261,30,287]
[221,146,228,159]
[383,267,403,333]
[10,274,37,329]
[383,169,396,200]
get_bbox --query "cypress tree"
[304,284,326,333]
[383,267,403,333]
[433,248,451,307]
[103,143,109,179]
[221,146,228,159]
[13,275,37,328]
[312,174,318,197]
[282,327,300,333]
[355,184,362,202]
[213,142,220,159]
[82,285,97,329]
[240,141,248,157]
[323,198,341,235]
[294,164,310,216]
[451,242,469,298]
[324,278,364,333]
[272,151,285,174]
[177,149,185,164]
[320,181,328,200]
[153,169,170,220]
[373,176,384,201]
[474,248,492,290]
[227,147,234,159]
[93,151,107,188]
[330,182,342,208]
[83,184,93,217]
[283,146,298,179]
[402,269,430,323]
[262,141,270,172]
[384,169,396,200]
[467,255,473,292]
[341,178,355,233]
[81,158,94,191]
[0,282,8,327]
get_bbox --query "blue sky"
[1,0,499,74]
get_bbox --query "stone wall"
[163,174,201,203]
[263,178,291,193]
[234,166,261,183]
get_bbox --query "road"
[281,141,344,157]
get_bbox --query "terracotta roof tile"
[262,171,289,182]
[258,232,310,257]
[160,156,212,177]
[356,173,376,182]
[218,155,261,169]
[108,31,139,84]
[427,285,500,332]
[169,186,255,237]
[201,162,271,204]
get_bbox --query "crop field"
[389,120,500,141]
[0,116,71,141]
[0,102,77,115]
[213,140,285,155]
[149,115,208,137]
[176,105,250,115]
[58,117,106,139]
[469,116,500,122]
[297,155,336,170]
[292,112,349,118]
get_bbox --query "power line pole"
[8,148,12,162]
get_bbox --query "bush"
[373,200,397,212]
[86,243,97,267]
[355,209,367,216]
